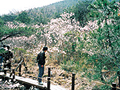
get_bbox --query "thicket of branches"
[61,0,120,86]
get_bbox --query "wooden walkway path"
[0,58,68,90]
[0,72,66,90]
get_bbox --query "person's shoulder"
[42,51,45,53]
[9,50,13,53]
[38,51,42,55]
[41,51,45,55]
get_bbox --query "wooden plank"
[0,72,67,90]
[51,85,66,90]
[44,83,66,90]
[15,75,46,87]
[0,72,47,89]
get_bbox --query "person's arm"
[37,53,40,62]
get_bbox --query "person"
[37,46,48,85]
[0,45,6,70]
[4,46,13,69]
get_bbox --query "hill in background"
[0,0,79,25]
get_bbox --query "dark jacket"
[37,51,46,65]
[3,50,13,69]
[4,51,13,61]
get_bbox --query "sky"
[0,0,63,15]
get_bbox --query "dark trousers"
[38,64,44,82]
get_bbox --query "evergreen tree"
[86,0,120,83]
[73,0,92,27]
[16,11,31,24]
[1,14,17,22]
[0,18,4,27]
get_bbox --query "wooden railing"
[0,58,76,90]
[2,58,120,90]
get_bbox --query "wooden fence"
[0,58,76,90]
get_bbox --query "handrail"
[1,58,76,90]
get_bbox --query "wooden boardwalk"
[0,72,66,90]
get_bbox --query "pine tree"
[86,0,120,83]
[16,11,31,24]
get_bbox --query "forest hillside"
[0,0,120,90]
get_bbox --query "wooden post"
[19,64,21,76]
[13,69,15,82]
[3,61,7,75]
[48,67,50,77]
[3,67,6,81]
[47,77,50,90]
[112,83,116,90]
[118,74,120,88]
[11,69,15,83]
[72,73,75,90]
[47,67,51,90]
[118,71,120,88]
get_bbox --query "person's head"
[3,45,10,50]
[3,45,7,50]
[6,46,10,50]
[43,46,48,52]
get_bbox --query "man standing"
[37,46,48,85]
